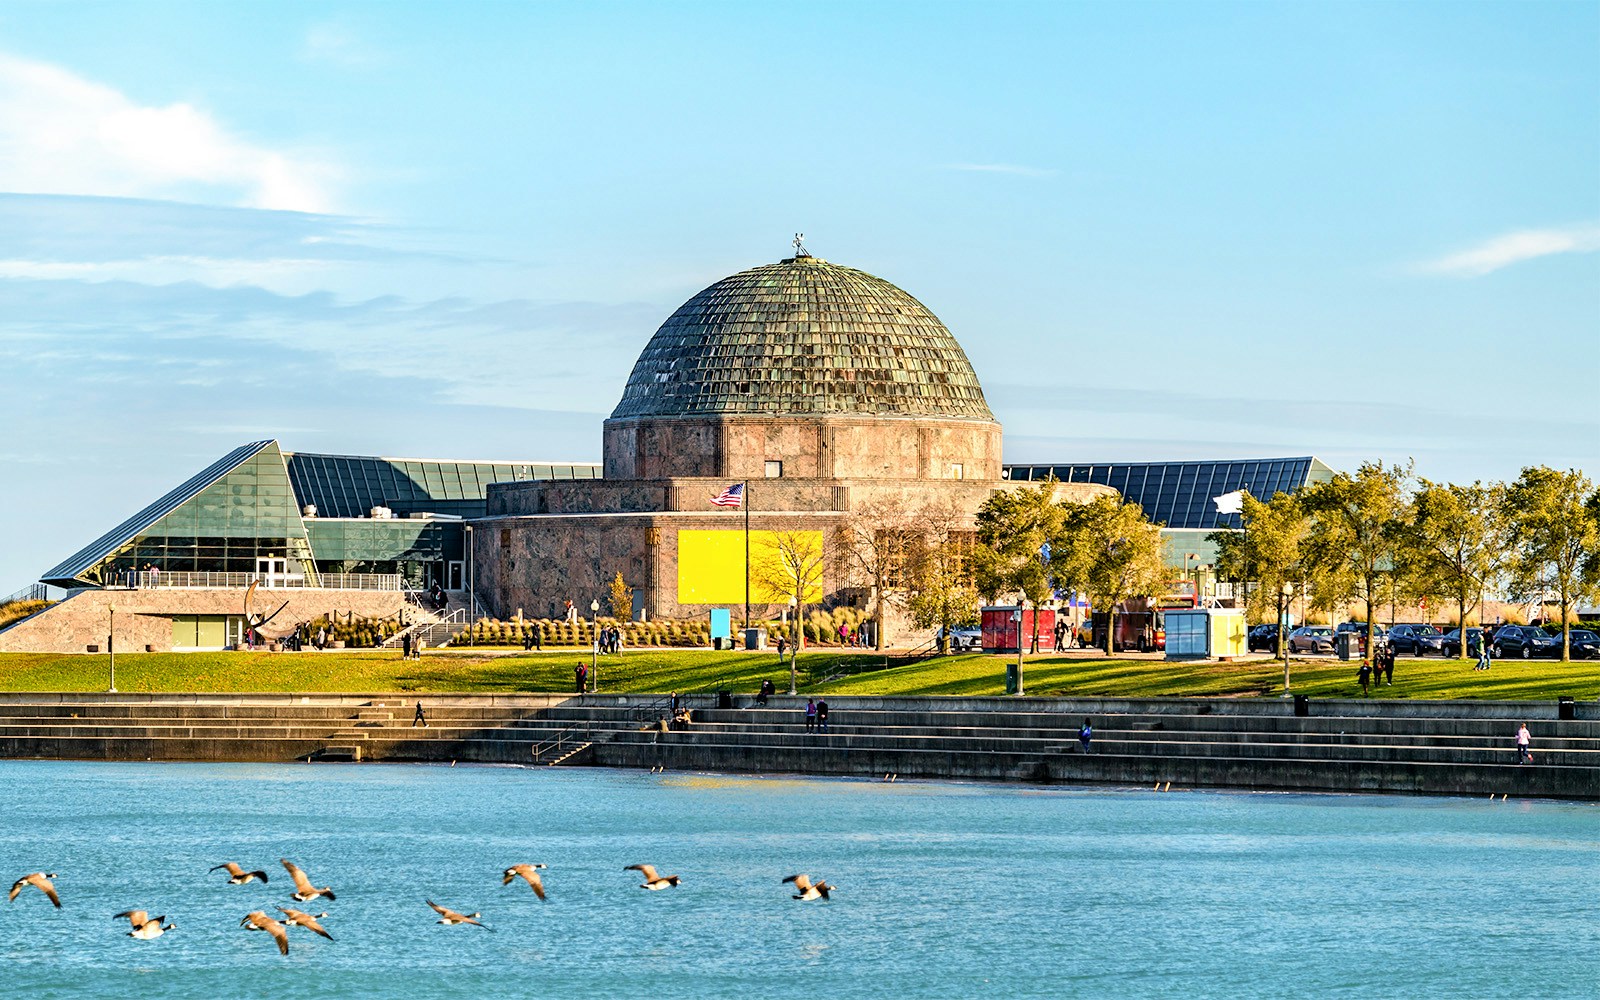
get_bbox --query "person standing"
[575,662,588,693]
[402,632,413,660]
[532,625,543,652]
[804,698,817,733]
[1357,659,1371,697]
[1476,636,1492,672]
[1516,722,1533,764]
[1079,717,1093,754]
[315,625,326,651]
[669,691,680,716]
[816,698,830,733]
[776,636,787,661]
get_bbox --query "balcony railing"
[116,571,402,592]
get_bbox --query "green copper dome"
[609,255,995,420]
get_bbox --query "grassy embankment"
[0,649,1593,701]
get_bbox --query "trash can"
[717,690,733,709]
[1005,662,1020,695]
[1558,696,1575,721]
[1336,632,1357,661]
[744,627,768,651]
[1294,694,1310,717]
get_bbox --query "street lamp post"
[464,525,475,646]
[788,597,798,695]
[1280,582,1294,697]
[590,599,600,692]
[107,602,117,693]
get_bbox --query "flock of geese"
[8,859,836,955]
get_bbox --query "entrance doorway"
[256,557,288,588]
[447,561,464,590]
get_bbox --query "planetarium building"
[2,246,1329,652]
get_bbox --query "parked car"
[1564,629,1600,659]
[1387,623,1444,656]
[1440,628,1483,658]
[1247,623,1283,653]
[940,626,982,652]
[1334,621,1388,653]
[1492,625,1560,659]
[1288,626,1335,654]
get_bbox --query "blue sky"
[0,1,1595,592]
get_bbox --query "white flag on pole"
[1212,490,1245,516]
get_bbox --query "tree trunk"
[1105,606,1117,657]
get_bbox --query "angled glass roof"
[40,440,308,587]
[1002,457,1334,529]
[284,453,602,519]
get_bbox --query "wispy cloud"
[943,163,1057,178]
[301,21,387,69]
[0,53,339,212]
[1421,223,1600,277]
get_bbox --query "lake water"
[1,761,1596,999]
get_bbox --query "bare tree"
[902,501,981,653]
[751,529,826,693]
[836,497,923,650]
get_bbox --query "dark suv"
[1440,628,1483,657]
[1334,621,1387,653]
[1492,625,1559,659]
[1565,629,1600,659]
[1247,624,1282,653]
[1387,624,1443,656]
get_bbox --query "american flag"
[710,483,744,508]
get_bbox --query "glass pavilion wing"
[38,440,315,588]
[283,453,602,520]
[1001,458,1320,529]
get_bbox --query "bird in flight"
[209,862,269,885]
[625,864,681,890]
[502,864,548,900]
[114,910,174,939]
[427,900,487,928]
[783,874,835,901]
[280,859,336,901]
[240,910,290,955]
[276,906,334,941]
[8,873,60,908]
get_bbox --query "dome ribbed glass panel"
[610,257,995,419]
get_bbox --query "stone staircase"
[0,693,1595,799]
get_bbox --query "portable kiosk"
[1164,608,1247,660]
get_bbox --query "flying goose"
[8,873,60,907]
[209,862,269,885]
[625,864,681,890]
[276,906,334,940]
[279,859,336,902]
[502,864,547,900]
[240,910,290,955]
[114,910,174,938]
[783,874,834,901]
[427,900,486,927]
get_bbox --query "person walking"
[1516,722,1533,765]
[1381,643,1395,686]
[1357,659,1371,697]
[776,636,787,661]
[804,698,817,733]
[412,700,428,728]
[1079,717,1093,754]
[816,698,830,733]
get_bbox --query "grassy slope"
[0,649,1593,701]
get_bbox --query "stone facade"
[0,588,410,654]
[601,414,1002,481]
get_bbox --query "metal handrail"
[531,718,593,762]
[113,571,402,591]
[1,583,53,606]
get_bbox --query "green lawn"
[0,648,1593,701]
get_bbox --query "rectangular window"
[949,463,964,480]
[765,460,783,478]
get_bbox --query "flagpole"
[743,478,750,632]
